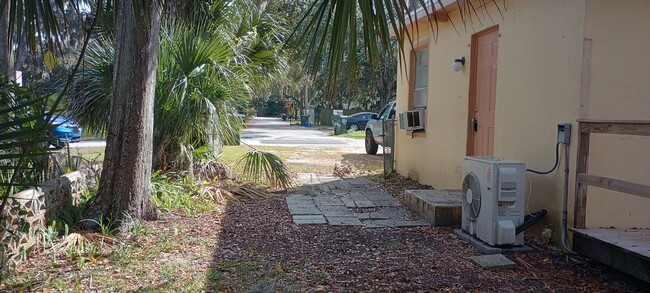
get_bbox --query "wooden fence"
[573,119,650,228]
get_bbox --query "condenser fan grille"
[462,172,481,220]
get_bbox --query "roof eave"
[390,0,457,36]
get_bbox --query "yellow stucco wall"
[581,0,650,228]
[395,0,588,234]
[395,0,650,233]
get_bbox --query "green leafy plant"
[111,244,133,266]
[68,4,288,171]
[236,149,293,189]
[151,172,217,215]
[37,221,61,249]
[122,212,148,238]
[80,215,119,236]
[49,203,85,233]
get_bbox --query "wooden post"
[574,124,590,229]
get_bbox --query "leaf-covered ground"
[2,176,646,292]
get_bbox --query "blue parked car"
[49,116,82,148]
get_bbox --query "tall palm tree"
[89,0,161,220]
[69,2,287,171]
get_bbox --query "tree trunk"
[0,1,13,81]
[93,0,161,221]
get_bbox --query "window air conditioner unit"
[398,109,425,131]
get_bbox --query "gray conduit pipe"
[561,143,576,254]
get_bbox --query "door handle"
[471,118,478,132]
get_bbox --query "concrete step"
[571,228,650,283]
[404,189,462,226]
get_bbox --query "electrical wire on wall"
[526,143,561,174]
[524,139,576,254]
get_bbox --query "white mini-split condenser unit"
[462,156,526,246]
[398,109,425,131]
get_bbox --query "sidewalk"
[287,173,430,227]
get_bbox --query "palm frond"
[236,150,293,189]
[291,0,503,100]
[0,83,56,200]
[68,35,114,126]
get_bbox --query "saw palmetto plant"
[236,148,293,190]
[0,84,54,196]
[68,1,288,172]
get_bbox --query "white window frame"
[411,47,428,110]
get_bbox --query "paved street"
[68,116,372,150]
[287,173,430,227]
[241,117,366,149]
[69,140,106,148]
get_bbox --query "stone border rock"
[1,170,95,265]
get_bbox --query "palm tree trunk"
[93,0,161,220]
[0,1,13,81]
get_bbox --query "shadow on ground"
[204,175,647,292]
[204,176,453,292]
[340,153,385,172]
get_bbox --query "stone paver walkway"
[286,173,430,227]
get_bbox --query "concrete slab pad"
[296,173,320,185]
[286,201,316,208]
[348,191,364,198]
[359,190,391,199]
[286,201,321,215]
[293,215,327,225]
[313,197,345,206]
[404,189,462,226]
[392,220,431,227]
[370,207,407,219]
[326,216,363,226]
[340,196,357,208]
[354,213,371,220]
[362,219,398,228]
[453,229,534,254]
[286,194,313,200]
[353,200,376,208]
[346,177,373,187]
[332,189,351,196]
[316,175,339,183]
[318,205,353,217]
[470,254,517,269]
[370,199,402,207]
[331,180,353,190]
[315,185,332,193]
[285,197,315,206]
[287,207,322,215]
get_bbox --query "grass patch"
[151,173,217,216]
[206,259,296,292]
[82,133,106,140]
[2,212,219,292]
[337,130,365,139]
[65,146,106,162]
[220,145,383,176]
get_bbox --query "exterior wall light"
[452,57,465,72]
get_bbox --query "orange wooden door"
[468,26,499,156]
